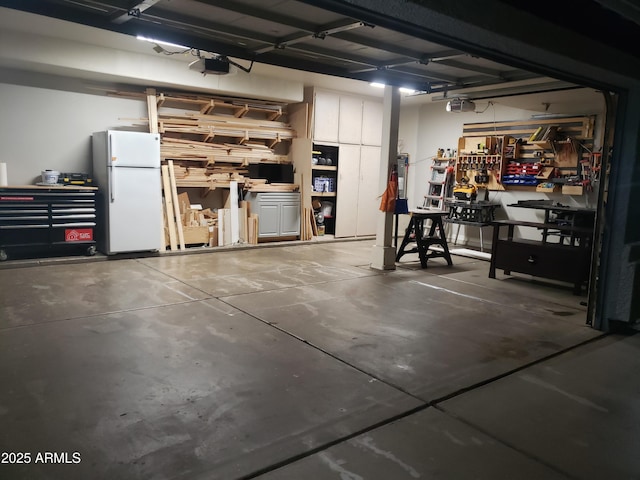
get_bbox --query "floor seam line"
[133,258,214,298]
[216,297,425,403]
[434,404,578,480]
[239,402,431,480]
[429,332,609,405]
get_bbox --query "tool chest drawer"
[0,186,97,261]
[493,239,590,284]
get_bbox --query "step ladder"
[420,156,454,210]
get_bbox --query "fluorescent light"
[137,35,189,50]
[370,82,386,88]
[399,87,416,94]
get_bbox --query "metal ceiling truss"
[0,0,549,91]
[253,18,373,55]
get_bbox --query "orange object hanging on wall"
[379,170,398,213]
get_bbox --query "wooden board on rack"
[161,165,178,251]
[462,116,595,140]
[167,160,185,250]
[146,88,158,134]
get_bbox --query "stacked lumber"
[163,184,219,248]
[170,161,299,192]
[171,165,212,188]
[110,89,286,120]
[119,88,300,194]
[158,113,295,146]
[155,92,286,121]
[160,137,288,164]
[247,214,259,245]
[245,182,300,193]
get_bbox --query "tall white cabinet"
[334,145,381,237]
[295,88,383,238]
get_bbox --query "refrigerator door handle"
[109,167,115,203]
[108,133,115,202]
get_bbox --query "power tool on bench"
[453,176,477,201]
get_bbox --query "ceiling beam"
[434,59,504,78]
[281,43,460,84]
[188,0,318,32]
[139,11,276,45]
[348,63,460,83]
[253,18,371,55]
[333,31,464,64]
[333,31,514,78]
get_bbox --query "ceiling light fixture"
[399,87,416,94]
[370,82,386,88]
[136,35,189,50]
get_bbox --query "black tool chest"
[0,186,97,261]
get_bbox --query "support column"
[371,85,401,270]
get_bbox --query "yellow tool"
[453,178,477,201]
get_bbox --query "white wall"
[0,8,306,185]
[400,88,606,246]
[0,80,147,184]
[0,16,304,104]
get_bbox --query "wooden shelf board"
[312,165,337,171]
[311,192,337,197]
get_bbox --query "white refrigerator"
[92,130,162,254]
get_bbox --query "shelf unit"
[456,135,515,191]
[289,88,384,239]
[460,116,596,194]
[311,143,339,234]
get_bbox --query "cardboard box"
[536,183,559,193]
[165,226,210,246]
[562,185,584,196]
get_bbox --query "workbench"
[489,219,593,294]
[396,210,453,268]
[508,200,595,247]
[444,200,501,252]
[0,185,98,261]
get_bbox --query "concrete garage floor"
[0,240,638,479]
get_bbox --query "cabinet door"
[280,202,301,236]
[335,144,361,238]
[313,90,340,143]
[338,96,363,144]
[257,203,280,237]
[362,100,383,146]
[356,146,382,236]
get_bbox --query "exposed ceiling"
[0,0,564,95]
[1,0,637,101]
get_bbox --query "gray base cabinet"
[245,192,300,240]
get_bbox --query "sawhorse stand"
[396,210,453,268]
